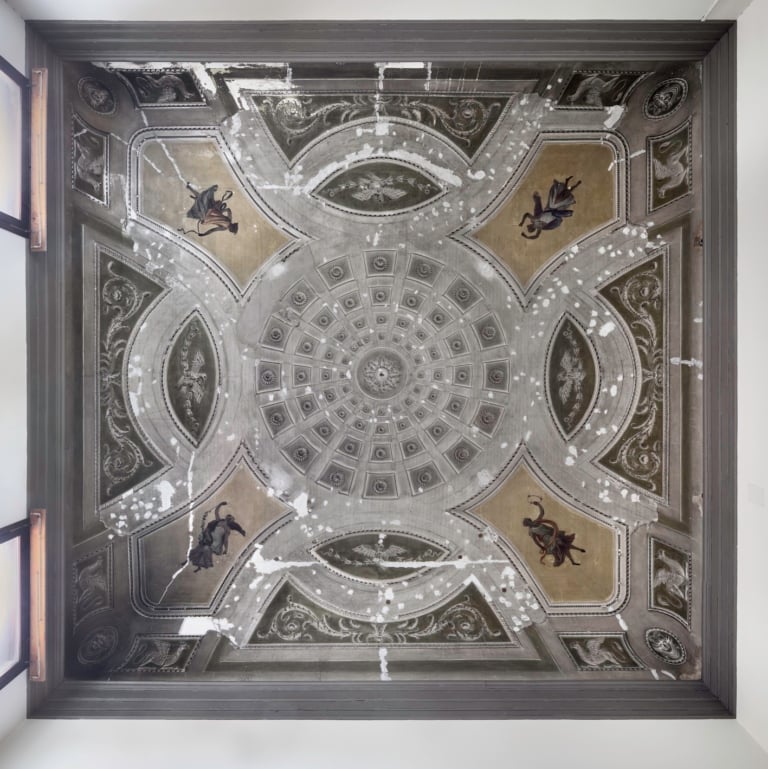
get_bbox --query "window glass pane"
[0,537,21,677]
[0,69,23,221]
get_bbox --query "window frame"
[0,53,31,239]
[0,519,30,691]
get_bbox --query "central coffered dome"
[247,247,524,505]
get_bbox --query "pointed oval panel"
[314,161,442,215]
[166,312,218,445]
[314,532,449,581]
[547,315,598,438]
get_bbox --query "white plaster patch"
[291,491,310,518]
[670,356,703,369]
[598,321,616,337]
[603,105,625,128]
[178,616,235,636]
[476,469,494,487]
[373,647,390,681]
[388,149,463,187]
[155,480,176,512]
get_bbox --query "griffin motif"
[125,639,190,670]
[569,637,628,668]
[76,559,108,614]
[652,139,688,199]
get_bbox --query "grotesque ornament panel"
[66,59,703,684]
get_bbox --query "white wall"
[736,0,768,753]
[2,1,768,766]
[2,0,751,21]
[0,719,767,769]
[0,0,29,746]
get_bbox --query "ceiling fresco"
[65,59,702,682]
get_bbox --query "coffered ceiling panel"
[63,55,703,686]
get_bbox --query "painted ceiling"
[66,60,702,681]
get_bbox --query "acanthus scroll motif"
[599,255,665,495]
[254,584,507,644]
[98,257,164,503]
[256,93,506,160]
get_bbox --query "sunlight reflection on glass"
[0,538,21,677]
[0,69,23,221]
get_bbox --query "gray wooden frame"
[25,20,736,719]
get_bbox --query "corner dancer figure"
[187,501,246,572]
[519,176,581,240]
[179,183,239,237]
[522,494,585,567]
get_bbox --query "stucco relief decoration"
[65,57,703,683]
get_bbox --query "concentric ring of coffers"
[238,245,527,512]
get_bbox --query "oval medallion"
[547,315,598,438]
[643,78,688,120]
[645,627,687,665]
[314,532,449,581]
[166,312,218,445]
[314,161,442,214]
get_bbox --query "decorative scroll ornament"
[99,257,164,503]
[599,255,665,496]
[253,582,509,644]
[255,93,507,161]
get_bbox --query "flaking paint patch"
[291,491,310,518]
[155,480,176,512]
[378,647,391,681]
[178,616,235,636]
[476,469,493,487]
[598,321,616,337]
[670,357,703,369]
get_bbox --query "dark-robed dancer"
[187,501,246,572]
[519,176,581,239]
[180,183,239,237]
[522,494,585,567]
